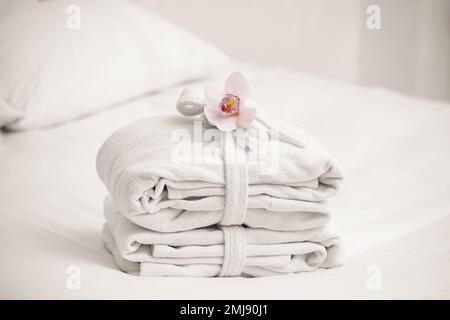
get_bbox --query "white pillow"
[0,0,228,130]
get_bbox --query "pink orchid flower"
[204,72,256,131]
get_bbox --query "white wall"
[136,0,449,102]
[358,0,449,102]
[135,0,362,83]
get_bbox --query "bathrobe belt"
[219,131,247,276]
[220,131,248,226]
[219,225,247,277]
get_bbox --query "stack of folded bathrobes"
[97,111,344,277]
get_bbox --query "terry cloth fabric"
[96,115,343,232]
[221,131,248,226]
[96,113,344,277]
[102,205,342,277]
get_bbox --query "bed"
[1,63,449,299]
[1,0,449,299]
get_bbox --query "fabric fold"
[97,114,344,277]
[96,116,343,231]
[102,204,342,277]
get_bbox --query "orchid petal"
[215,116,238,131]
[204,107,237,131]
[225,72,249,102]
[236,107,256,128]
[204,106,223,125]
[204,85,223,110]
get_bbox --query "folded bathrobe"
[102,201,342,277]
[97,114,343,277]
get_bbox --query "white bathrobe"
[96,115,343,231]
[103,204,342,277]
[96,114,343,277]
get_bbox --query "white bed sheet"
[1,64,449,299]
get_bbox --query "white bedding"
[0,64,449,299]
